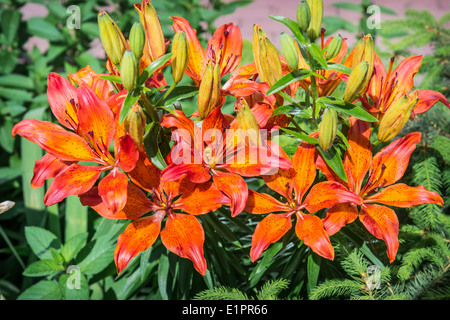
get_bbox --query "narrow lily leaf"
[317,145,348,183]
[317,96,378,122]
[137,52,173,86]
[266,69,311,95]
[99,75,122,83]
[162,86,199,106]
[307,252,322,295]
[272,105,293,116]
[327,62,353,75]
[280,127,319,145]
[307,43,328,69]
[143,122,167,170]
[119,88,141,124]
[269,15,307,44]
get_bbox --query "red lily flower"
[160,106,292,217]
[81,147,230,275]
[12,72,138,213]
[317,117,444,262]
[244,137,363,261]
[360,54,450,119]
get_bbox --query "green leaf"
[163,86,199,106]
[317,144,348,183]
[307,43,328,69]
[307,252,322,295]
[99,75,122,83]
[25,226,62,260]
[266,69,311,95]
[280,128,319,145]
[144,122,168,170]
[119,89,140,124]
[158,253,170,300]
[60,233,88,263]
[317,96,378,122]
[137,52,173,86]
[23,259,64,277]
[17,280,62,300]
[78,234,115,275]
[1,9,22,45]
[26,17,64,41]
[326,62,353,75]
[59,272,90,300]
[249,242,283,287]
[269,15,307,43]
[332,2,363,12]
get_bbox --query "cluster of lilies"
[12,0,448,276]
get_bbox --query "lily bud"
[297,1,311,33]
[129,22,146,60]
[351,34,374,88]
[98,11,127,65]
[318,107,338,151]
[198,59,221,119]
[280,32,299,71]
[120,50,138,91]
[171,31,189,84]
[135,0,165,62]
[253,25,283,87]
[343,61,369,103]
[377,91,419,142]
[124,104,146,146]
[306,0,323,42]
[325,35,343,60]
[235,98,262,146]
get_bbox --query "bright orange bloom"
[359,54,450,119]
[317,117,444,262]
[12,71,139,213]
[244,137,363,261]
[160,106,292,217]
[81,147,229,275]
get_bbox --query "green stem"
[310,75,319,123]
[140,92,159,123]
[155,82,177,107]
[372,140,382,146]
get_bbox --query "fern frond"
[256,278,290,300]
[340,249,370,276]
[194,286,249,300]
[309,279,362,300]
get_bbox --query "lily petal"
[207,23,242,76]
[116,134,139,172]
[295,213,334,260]
[302,181,362,214]
[161,163,211,183]
[322,202,359,236]
[173,182,229,214]
[364,183,444,207]
[245,190,290,214]
[128,147,161,192]
[291,139,317,203]
[212,170,248,217]
[98,169,129,214]
[47,72,78,131]
[44,164,101,206]
[413,89,450,115]
[12,119,100,162]
[343,117,372,194]
[114,211,164,274]
[359,203,399,263]
[363,132,421,194]
[31,153,74,189]
[250,212,292,262]
[160,213,207,275]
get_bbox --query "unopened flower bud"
[98,11,127,65]
[343,61,369,103]
[253,25,283,87]
[124,104,146,146]
[171,31,189,84]
[280,32,299,71]
[135,0,165,62]
[325,35,343,60]
[236,98,262,146]
[318,107,338,150]
[306,0,323,42]
[351,34,374,89]
[129,22,146,60]
[377,91,419,142]
[297,1,311,33]
[198,59,221,119]
[120,50,138,91]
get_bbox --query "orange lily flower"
[12,72,139,213]
[244,137,363,261]
[317,117,444,262]
[359,54,450,119]
[160,106,292,217]
[81,147,230,275]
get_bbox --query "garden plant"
[1,0,450,301]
